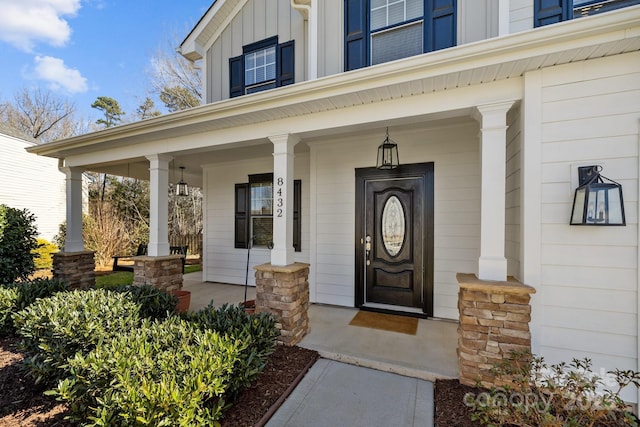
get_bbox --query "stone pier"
[133,255,183,292]
[52,251,95,289]
[254,263,310,346]
[457,273,536,388]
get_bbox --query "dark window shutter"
[277,41,295,87]
[344,0,368,71]
[229,55,244,98]
[534,0,571,27]
[293,179,301,252]
[425,0,457,53]
[234,183,249,248]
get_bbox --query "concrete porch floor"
[182,271,459,381]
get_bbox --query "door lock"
[365,235,372,265]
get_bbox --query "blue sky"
[0,0,213,123]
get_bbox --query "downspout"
[291,0,318,80]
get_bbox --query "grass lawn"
[95,264,201,289]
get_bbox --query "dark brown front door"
[355,163,434,316]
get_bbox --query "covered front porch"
[182,270,459,380]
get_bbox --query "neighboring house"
[0,123,66,242]
[30,0,640,401]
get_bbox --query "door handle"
[365,235,372,265]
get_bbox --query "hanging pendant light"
[570,165,625,226]
[177,166,189,197]
[376,127,400,170]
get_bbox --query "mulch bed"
[2,335,483,426]
[434,379,484,427]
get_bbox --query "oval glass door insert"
[382,195,405,256]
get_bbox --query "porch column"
[61,166,84,252]
[146,154,171,256]
[269,134,300,266]
[473,101,515,281]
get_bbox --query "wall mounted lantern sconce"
[570,165,625,226]
[177,166,189,197]
[376,127,400,170]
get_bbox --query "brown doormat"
[349,310,418,335]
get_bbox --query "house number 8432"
[276,177,284,217]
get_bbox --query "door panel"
[366,178,423,308]
[355,163,434,316]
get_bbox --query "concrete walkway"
[266,359,434,427]
[182,273,452,426]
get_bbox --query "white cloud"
[0,0,81,51]
[33,55,88,93]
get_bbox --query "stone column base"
[254,262,310,346]
[52,251,95,289]
[133,255,183,292]
[457,273,536,388]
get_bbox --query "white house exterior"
[0,124,66,241]
[30,0,640,401]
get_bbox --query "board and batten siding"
[534,51,639,400]
[202,153,310,286]
[0,134,66,241]
[205,0,305,103]
[310,122,480,318]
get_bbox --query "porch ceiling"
[29,6,640,172]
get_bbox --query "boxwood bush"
[13,289,140,384]
[55,317,242,426]
[0,204,39,283]
[185,303,280,396]
[0,278,69,336]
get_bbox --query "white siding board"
[535,52,639,386]
[541,265,637,291]
[0,134,66,242]
[542,285,636,313]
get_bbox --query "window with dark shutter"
[229,37,295,98]
[344,0,457,70]
[234,176,302,251]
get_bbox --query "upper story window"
[370,0,424,65]
[345,0,456,71]
[229,37,295,98]
[245,45,277,94]
[534,0,640,27]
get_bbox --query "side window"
[235,174,302,252]
[229,37,295,98]
[344,0,456,71]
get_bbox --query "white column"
[269,134,300,266]
[146,154,172,256]
[61,166,84,252]
[473,101,515,281]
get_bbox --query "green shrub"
[0,287,20,336]
[55,317,242,426]
[0,278,69,336]
[466,351,640,427]
[0,205,39,283]
[13,289,140,384]
[186,303,279,396]
[111,284,178,319]
[32,238,58,270]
